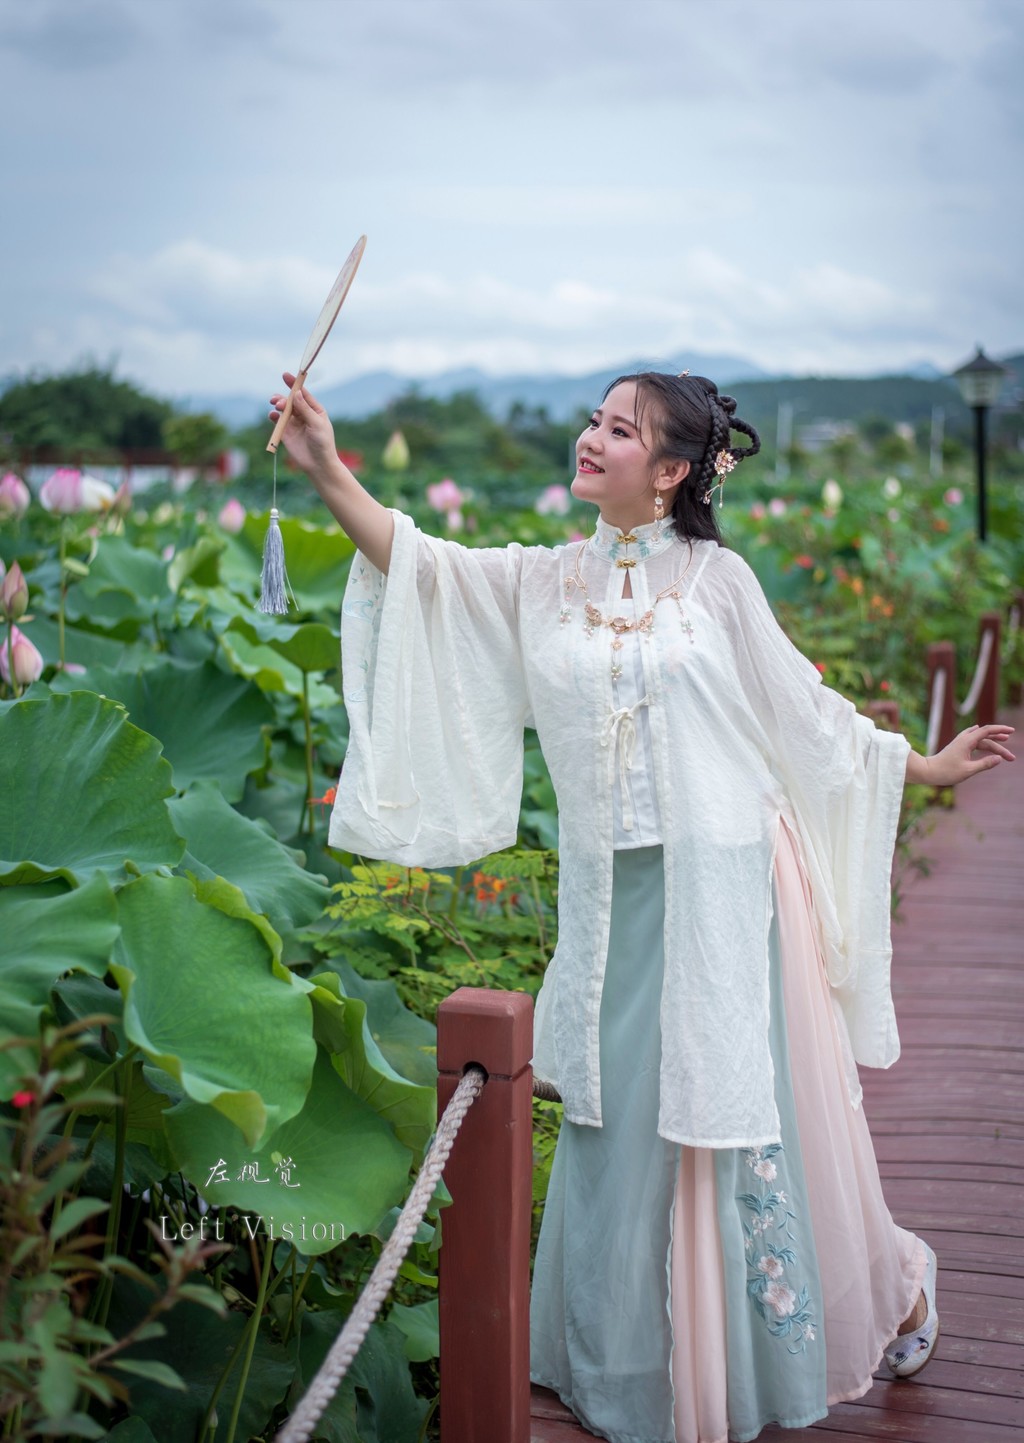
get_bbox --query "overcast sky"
[1,0,1020,402]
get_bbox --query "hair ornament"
[702,449,738,508]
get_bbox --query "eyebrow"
[592,408,636,428]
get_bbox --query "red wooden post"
[864,700,901,731]
[926,641,957,753]
[1009,593,1024,706]
[437,988,533,1443]
[976,612,1002,726]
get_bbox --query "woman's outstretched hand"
[906,723,1016,787]
[269,373,339,477]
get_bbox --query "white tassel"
[258,507,292,614]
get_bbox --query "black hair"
[601,371,761,543]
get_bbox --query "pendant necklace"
[560,533,696,679]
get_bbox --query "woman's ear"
[656,458,690,489]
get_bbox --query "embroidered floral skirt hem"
[529,823,927,1443]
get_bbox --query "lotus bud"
[883,476,902,499]
[821,479,843,510]
[535,483,572,517]
[80,473,118,511]
[1,562,28,621]
[382,429,410,471]
[0,626,44,686]
[218,497,246,533]
[40,467,117,513]
[426,478,464,511]
[445,507,464,532]
[0,473,30,517]
[110,479,132,517]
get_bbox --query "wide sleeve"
[327,510,530,867]
[712,548,911,1070]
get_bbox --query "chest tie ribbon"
[600,694,652,832]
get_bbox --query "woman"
[270,369,1014,1443]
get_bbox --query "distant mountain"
[182,349,1023,430]
[183,351,771,427]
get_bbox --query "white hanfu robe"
[329,510,910,1150]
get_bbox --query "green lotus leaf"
[164,1047,412,1253]
[390,1297,440,1361]
[167,535,225,593]
[51,660,274,803]
[218,629,340,708]
[111,874,315,1146]
[21,613,162,676]
[85,536,171,602]
[105,1285,293,1443]
[168,782,330,937]
[0,692,183,885]
[222,513,355,613]
[307,971,436,1159]
[295,1310,426,1440]
[327,959,438,1088]
[0,874,119,1097]
[64,583,148,637]
[226,615,340,674]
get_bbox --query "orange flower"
[308,785,337,819]
[850,577,864,596]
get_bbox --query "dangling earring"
[654,488,664,537]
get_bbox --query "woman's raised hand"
[908,723,1016,787]
[269,373,339,478]
[268,371,395,573]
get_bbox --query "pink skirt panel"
[669,820,926,1442]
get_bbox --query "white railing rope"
[926,664,947,757]
[277,1064,487,1443]
[958,627,995,718]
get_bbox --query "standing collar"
[590,514,679,562]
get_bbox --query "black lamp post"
[952,346,1007,543]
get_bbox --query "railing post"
[977,612,1002,726]
[1009,593,1024,706]
[437,987,533,1443]
[864,700,901,732]
[926,641,957,754]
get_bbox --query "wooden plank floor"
[531,708,1024,1443]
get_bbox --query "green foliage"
[0,366,173,457]
[2,400,1021,1442]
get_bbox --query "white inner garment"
[610,593,663,849]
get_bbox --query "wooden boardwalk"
[531,709,1024,1443]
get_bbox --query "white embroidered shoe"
[884,1242,939,1378]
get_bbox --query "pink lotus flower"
[944,487,963,506]
[445,508,464,532]
[0,473,30,517]
[40,468,117,514]
[762,1282,797,1317]
[218,497,246,533]
[426,478,464,512]
[535,484,572,517]
[2,562,28,621]
[768,498,787,518]
[757,1255,785,1279]
[0,626,44,686]
[111,480,132,517]
[749,501,766,519]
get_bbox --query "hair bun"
[717,392,738,417]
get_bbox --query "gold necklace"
[560,537,696,679]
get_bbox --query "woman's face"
[571,382,656,521]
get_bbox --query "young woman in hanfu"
[269,368,1014,1443]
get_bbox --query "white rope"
[926,665,947,757]
[277,1065,487,1443]
[957,628,995,717]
